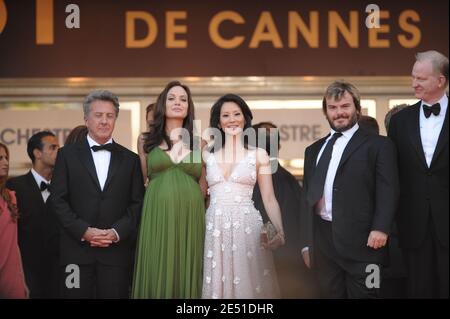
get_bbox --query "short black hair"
[27,131,56,163]
[252,122,280,151]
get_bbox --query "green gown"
[132,147,205,298]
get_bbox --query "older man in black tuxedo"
[50,90,144,298]
[388,50,449,298]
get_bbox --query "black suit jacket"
[301,127,399,266]
[49,139,144,267]
[388,101,449,249]
[6,171,60,297]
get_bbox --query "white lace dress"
[202,150,280,299]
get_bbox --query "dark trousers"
[61,263,130,299]
[24,255,61,299]
[403,216,449,299]
[314,215,380,299]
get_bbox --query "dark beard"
[327,113,358,132]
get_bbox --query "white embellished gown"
[202,150,280,299]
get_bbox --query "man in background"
[7,131,61,298]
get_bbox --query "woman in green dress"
[132,81,206,298]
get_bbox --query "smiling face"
[412,59,446,104]
[85,100,117,144]
[325,90,360,132]
[219,102,246,136]
[165,86,189,120]
[0,145,9,179]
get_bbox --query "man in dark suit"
[300,81,399,298]
[49,90,144,298]
[7,131,60,298]
[388,50,449,298]
[252,122,320,299]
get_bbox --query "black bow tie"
[91,143,114,152]
[423,103,441,118]
[40,181,50,192]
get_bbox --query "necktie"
[40,181,50,192]
[91,143,114,152]
[307,132,343,205]
[423,103,440,118]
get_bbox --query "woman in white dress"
[202,94,285,299]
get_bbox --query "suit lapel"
[430,105,449,168]
[310,135,330,171]
[305,136,329,206]
[25,171,46,209]
[337,128,369,171]
[103,142,123,192]
[408,103,428,169]
[77,140,102,191]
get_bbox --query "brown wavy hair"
[143,81,196,153]
[0,143,18,222]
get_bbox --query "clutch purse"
[261,221,278,242]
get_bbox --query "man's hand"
[367,230,388,249]
[302,249,311,269]
[82,228,117,248]
[91,229,118,248]
[82,227,106,242]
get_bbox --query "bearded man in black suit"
[301,81,399,298]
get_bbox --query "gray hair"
[83,90,120,118]
[415,50,449,86]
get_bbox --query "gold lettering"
[398,10,421,48]
[166,11,187,48]
[36,0,53,45]
[288,11,319,48]
[328,11,358,48]
[249,12,283,48]
[368,11,390,48]
[126,11,158,48]
[209,11,245,49]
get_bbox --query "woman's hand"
[261,232,285,250]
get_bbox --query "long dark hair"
[209,93,253,152]
[0,143,18,222]
[65,125,88,145]
[144,81,195,153]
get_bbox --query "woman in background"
[0,142,28,299]
[137,103,155,185]
[65,125,88,145]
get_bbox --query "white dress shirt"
[420,94,448,167]
[87,134,112,191]
[86,134,120,242]
[315,123,359,221]
[31,168,51,203]
[301,123,360,254]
